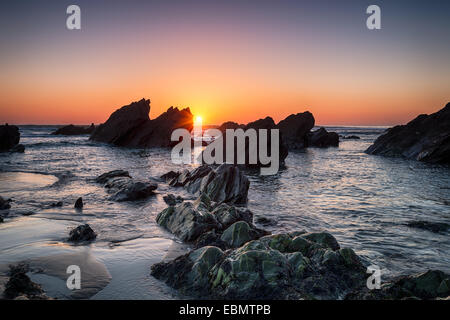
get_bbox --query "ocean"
[0,125,449,299]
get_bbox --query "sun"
[194,115,203,125]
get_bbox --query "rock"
[307,127,339,147]
[156,195,221,242]
[51,124,95,135]
[302,232,340,251]
[0,124,20,151]
[90,98,193,148]
[0,196,11,210]
[277,112,315,149]
[50,201,63,207]
[365,103,450,164]
[204,117,288,169]
[342,135,360,140]
[0,216,3,223]
[347,270,450,300]
[163,194,183,206]
[68,224,97,242]
[10,144,25,153]
[96,170,157,201]
[3,264,49,300]
[165,164,250,205]
[151,231,366,299]
[405,221,450,233]
[255,216,277,226]
[220,221,265,248]
[161,170,180,182]
[74,197,83,209]
[95,170,131,184]
[211,203,253,229]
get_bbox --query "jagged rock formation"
[68,224,97,242]
[277,111,315,149]
[90,98,193,148]
[96,170,157,202]
[162,164,249,205]
[366,102,450,164]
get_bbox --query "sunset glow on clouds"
[0,0,449,125]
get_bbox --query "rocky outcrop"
[405,221,450,233]
[151,231,367,299]
[0,124,24,152]
[90,98,193,148]
[347,270,450,300]
[205,117,289,169]
[0,196,11,210]
[307,127,339,147]
[3,264,49,300]
[156,193,265,246]
[365,103,450,164]
[74,197,83,209]
[96,170,157,201]
[163,194,183,206]
[52,124,95,135]
[68,224,97,242]
[277,112,315,149]
[163,164,250,205]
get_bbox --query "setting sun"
[194,116,203,125]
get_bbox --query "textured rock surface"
[277,112,315,149]
[0,124,21,151]
[68,224,97,242]
[165,164,250,205]
[151,231,367,299]
[365,102,450,164]
[347,270,450,300]
[307,127,339,148]
[74,197,83,209]
[90,98,193,148]
[3,264,49,300]
[96,170,157,201]
[52,124,95,135]
[0,196,11,210]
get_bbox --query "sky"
[0,0,449,125]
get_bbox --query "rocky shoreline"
[150,164,450,300]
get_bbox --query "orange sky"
[0,1,449,126]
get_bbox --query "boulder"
[90,98,193,148]
[51,124,95,135]
[3,264,49,300]
[156,195,221,242]
[164,164,250,205]
[151,231,367,299]
[347,270,450,300]
[0,196,11,210]
[163,194,183,206]
[277,111,315,149]
[220,221,265,248]
[307,127,339,147]
[365,102,450,164]
[68,224,97,242]
[74,197,83,209]
[96,170,157,201]
[0,124,20,151]
[405,221,450,233]
[202,117,288,169]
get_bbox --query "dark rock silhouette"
[277,111,315,149]
[96,170,157,201]
[90,98,193,148]
[74,197,83,209]
[405,221,450,233]
[204,117,288,168]
[0,196,11,210]
[307,127,339,147]
[366,102,450,164]
[342,135,360,140]
[0,124,21,151]
[68,224,97,242]
[163,194,183,206]
[52,124,95,135]
[3,264,49,300]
